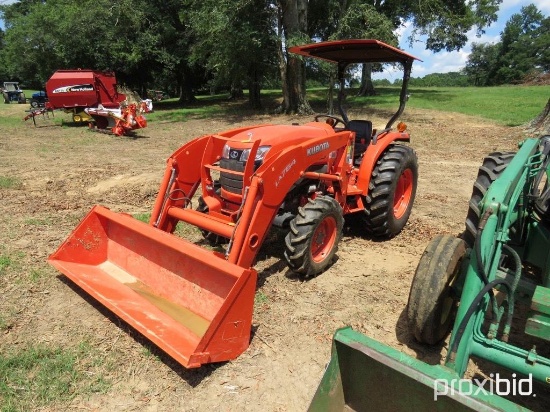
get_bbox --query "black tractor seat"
[346,120,373,158]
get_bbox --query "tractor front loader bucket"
[48,206,257,368]
[309,327,528,412]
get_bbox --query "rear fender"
[355,131,410,196]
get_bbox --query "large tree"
[463,42,500,86]
[188,0,277,108]
[330,3,397,96]
[490,4,549,84]
[464,4,550,86]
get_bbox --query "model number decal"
[52,84,94,93]
[307,141,330,156]
[275,159,297,188]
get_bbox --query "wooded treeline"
[0,1,547,112]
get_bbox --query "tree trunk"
[326,72,335,115]
[527,98,550,134]
[176,65,196,104]
[286,55,312,114]
[278,0,313,115]
[229,84,244,100]
[248,69,262,109]
[357,63,376,96]
[276,5,289,114]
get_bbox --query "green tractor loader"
[309,136,550,411]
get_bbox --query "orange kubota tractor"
[49,40,419,368]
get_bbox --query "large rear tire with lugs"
[284,195,344,277]
[363,144,418,238]
[407,234,467,345]
[462,152,515,247]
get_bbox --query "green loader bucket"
[309,327,529,412]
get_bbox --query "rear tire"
[534,184,550,224]
[407,234,467,345]
[363,144,418,238]
[462,152,515,247]
[284,195,343,277]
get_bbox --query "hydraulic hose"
[475,208,499,322]
[449,278,512,361]
[501,244,522,341]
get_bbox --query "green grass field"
[2,84,548,128]
[259,84,549,126]
[351,85,549,127]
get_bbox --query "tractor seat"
[347,120,373,157]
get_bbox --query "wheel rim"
[393,168,414,219]
[311,216,337,263]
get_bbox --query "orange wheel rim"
[394,169,413,219]
[311,216,337,263]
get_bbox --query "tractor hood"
[221,123,336,166]
[226,123,334,150]
[288,39,420,65]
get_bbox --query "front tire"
[407,234,467,345]
[284,195,343,277]
[363,144,418,238]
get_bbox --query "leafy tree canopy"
[464,3,549,86]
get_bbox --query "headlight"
[222,144,231,159]
[222,144,271,162]
[240,146,271,162]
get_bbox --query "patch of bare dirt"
[1,105,548,411]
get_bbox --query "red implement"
[48,206,256,368]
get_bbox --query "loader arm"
[150,127,353,269]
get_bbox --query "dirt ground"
[1,103,549,411]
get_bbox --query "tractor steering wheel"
[314,114,346,128]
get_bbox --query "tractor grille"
[220,157,245,194]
